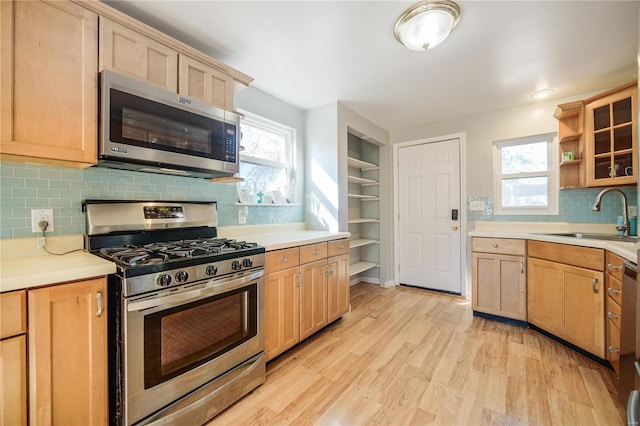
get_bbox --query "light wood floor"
[208,283,625,425]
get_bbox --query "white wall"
[390,93,600,197]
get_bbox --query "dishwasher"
[622,259,638,426]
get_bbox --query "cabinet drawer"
[300,242,328,264]
[1,290,27,339]
[266,248,300,273]
[471,238,525,256]
[607,324,620,373]
[606,295,621,330]
[528,240,604,271]
[327,239,349,257]
[606,252,625,282]
[607,274,623,306]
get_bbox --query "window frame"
[238,110,297,202]
[492,132,559,215]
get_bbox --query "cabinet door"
[585,85,637,187]
[28,278,108,426]
[100,17,178,91]
[327,254,350,323]
[265,267,300,361]
[0,0,98,166]
[527,258,564,336]
[299,259,328,340]
[472,253,526,321]
[178,54,233,110]
[0,335,27,426]
[562,265,605,358]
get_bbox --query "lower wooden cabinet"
[28,277,108,426]
[1,290,27,426]
[471,238,526,321]
[527,241,605,358]
[265,239,349,361]
[265,266,300,360]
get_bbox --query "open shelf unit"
[347,133,381,284]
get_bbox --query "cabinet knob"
[282,257,288,263]
[493,244,498,248]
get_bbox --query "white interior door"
[398,138,461,293]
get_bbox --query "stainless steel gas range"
[83,200,265,426]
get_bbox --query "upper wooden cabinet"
[179,55,234,110]
[0,0,98,167]
[584,83,637,187]
[554,81,637,188]
[100,17,178,91]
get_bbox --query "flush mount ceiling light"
[530,89,555,100]
[394,0,461,51]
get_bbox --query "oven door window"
[109,88,237,163]
[143,284,257,389]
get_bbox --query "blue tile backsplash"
[0,162,303,239]
[468,186,638,224]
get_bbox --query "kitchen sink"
[535,232,638,243]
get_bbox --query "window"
[238,111,296,203]
[493,132,558,215]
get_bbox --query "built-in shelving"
[349,261,379,277]
[346,134,381,284]
[349,239,378,249]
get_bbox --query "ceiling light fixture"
[530,89,554,100]
[394,0,461,51]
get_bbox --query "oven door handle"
[127,270,264,312]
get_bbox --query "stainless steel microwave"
[99,70,240,179]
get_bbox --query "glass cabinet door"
[585,85,637,187]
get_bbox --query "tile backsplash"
[0,162,303,239]
[468,186,638,224]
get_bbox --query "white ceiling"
[104,1,639,132]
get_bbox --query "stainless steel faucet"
[592,188,629,236]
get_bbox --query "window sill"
[235,203,301,207]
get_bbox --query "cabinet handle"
[314,249,320,255]
[520,262,524,274]
[592,278,599,294]
[607,263,621,270]
[608,287,622,295]
[96,291,103,317]
[608,346,620,353]
[329,265,335,275]
[296,272,300,287]
[282,257,288,264]
[325,264,329,276]
[607,312,620,320]
[338,245,345,250]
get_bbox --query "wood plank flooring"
[207,283,625,425]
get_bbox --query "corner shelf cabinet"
[347,134,381,283]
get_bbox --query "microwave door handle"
[127,270,264,312]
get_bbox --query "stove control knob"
[231,260,242,271]
[242,258,253,268]
[206,265,218,276]
[175,271,189,283]
[157,274,172,287]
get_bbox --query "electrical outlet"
[31,209,54,233]
[238,209,247,225]
[469,200,486,211]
